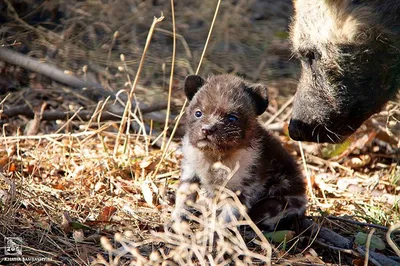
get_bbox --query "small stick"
[386,222,400,257]
[113,15,164,157]
[357,247,399,266]
[264,96,294,126]
[162,0,177,150]
[298,141,318,204]
[301,219,351,249]
[326,216,388,231]
[364,228,376,266]
[0,48,171,112]
[0,48,108,100]
[312,239,359,256]
[1,105,171,122]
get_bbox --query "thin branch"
[0,48,172,114]
[326,216,389,231]
[1,104,170,121]
[312,239,359,256]
[364,228,376,266]
[301,219,351,249]
[264,96,294,126]
[0,47,108,101]
[162,0,177,150]
[114,15,164,157]
[357,247,399,266]
[386,222,400,257]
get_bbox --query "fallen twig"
[326,216,389,231]
[386,222,400,257]
[1,103,171,121]
[301,219,351,249]
[364,228,376,266]
[264,96,293,126]
[312,238,359,256]
[0,47,110,101]
[301,219,400,266]
[0,48,172,114]
[357,246,399,266]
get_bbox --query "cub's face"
[184,75,268,153]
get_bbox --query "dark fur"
[172,74,307,228]
[289,0,400,143]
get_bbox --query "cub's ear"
[244,83,269,116]
[184,75,205,101]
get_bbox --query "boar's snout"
[288,119,313,142]
[288,88,354,143]
[288,118,348,143]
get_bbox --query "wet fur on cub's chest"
[172,74,307,227]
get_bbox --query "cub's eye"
[194,111,203,118]
[227,114,238,122]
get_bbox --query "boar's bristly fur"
[289,0,400,143]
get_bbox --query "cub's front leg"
[248,195,307,229]
[171,171,200,222]
[215,188,248,224]
[218,201,241,224]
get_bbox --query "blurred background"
[0,0,299,135]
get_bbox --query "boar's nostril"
[288,119,305,141]
[202,125,217,136]
[289,119,318,141]
[289,119,341,143]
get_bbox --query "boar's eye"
[227,114,239,122]
[194,110,203,118]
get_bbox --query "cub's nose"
[201,125,217,136]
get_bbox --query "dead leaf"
[97,206,117,222]
[345,155,371,169]
[337,178,361,192]
[352,258,365,266]
[61,211,73,234]
[282,122,289,137]
[0,189,11,205]
[26,164,35,175]
[24,102,47,136]
[140,158,152,169]
[0,154,9,170]
[94,181,106,192]
[53,183,66,190]
[140,181,154,207]
[73,230,85,242]
[8,163,16,173]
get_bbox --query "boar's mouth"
[288,83,381,143]
[288,88,389,144]
[288,118,356,143]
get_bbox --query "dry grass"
[0,0,400,265]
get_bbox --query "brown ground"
[0,1,399,265]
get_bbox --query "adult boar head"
[289,0,400,143]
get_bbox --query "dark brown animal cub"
[172,74,307,228]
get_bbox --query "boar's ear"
[184,75,205,101]
[244,83,269,116]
